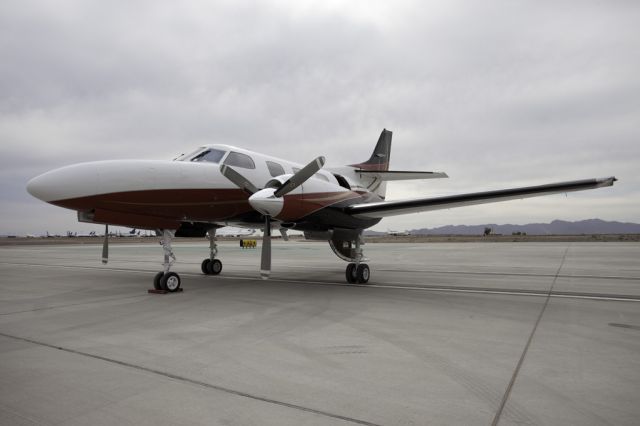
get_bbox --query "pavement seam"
[0,332,383,426]
[490,245,571,426]
[2,260,639,281]
[2,261,639,302]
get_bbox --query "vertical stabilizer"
[350,129,392,198]
[351,129,392,171]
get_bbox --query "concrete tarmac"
[1,241,639,425]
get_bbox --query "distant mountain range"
[367,219,640,236]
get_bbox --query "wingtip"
[597,176,617,187]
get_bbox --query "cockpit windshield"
[189,148,227,164]
[174,147,204,161]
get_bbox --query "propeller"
[101,224,108,264]
[261,216,271,279]
[219,156,326,279]
[220,164,259,195]
[274,156,326,197]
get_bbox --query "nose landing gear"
[152,229,182,292]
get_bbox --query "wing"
[355,170,448,181]
[345,177,617,219]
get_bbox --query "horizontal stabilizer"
[345,176,617,219]
[356,170,448,181]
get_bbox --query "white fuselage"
[26,144,376,230]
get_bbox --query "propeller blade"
[273,156,325,197]
[101,224,109,264]
[260,216,271,280]
[220,164,259,195]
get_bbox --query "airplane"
[26,129,617,292]
[387,229,411,236]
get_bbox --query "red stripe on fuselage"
[349,162,389,171]
[51,188,252,224]
[49,188,365,228]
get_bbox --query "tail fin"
[351,129,392,171]
[350,129,393,199]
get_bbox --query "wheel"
[201,259,211,274]
[345,263,357,283]
[208,259,222,275]
[153,271,164,290]
[356,264,370,284]
[160,272,181,292]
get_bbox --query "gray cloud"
[1,0,638,234]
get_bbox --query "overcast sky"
[1,0,638,235]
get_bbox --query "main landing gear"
[345,232,370,284]
[346,263,370,284]
[153,229,182,292]
[201,228,222,275]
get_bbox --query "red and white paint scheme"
[27,129,617,290]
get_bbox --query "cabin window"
[223,151,256,169]
[266,161,285,177]
[190,148,226,164]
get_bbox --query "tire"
[201,259,211,274]
[345,263,357,283]
[209,259,222,275]
[356,264,370,284]
[161,272,181,292]
[153,271,164,290]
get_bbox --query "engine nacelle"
[303,228,362,262]
[261,175,358,222]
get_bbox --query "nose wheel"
[153,271,182,292]
[151,229,182,293]
[153,272,163,290]
[346,263,370,284]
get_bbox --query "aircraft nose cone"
[249,188,284,217]
[26,163,99,203]
[26,172,55,202]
